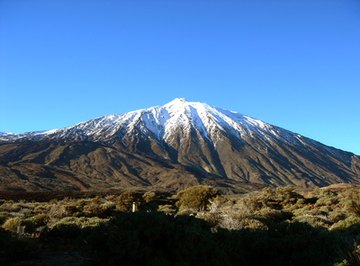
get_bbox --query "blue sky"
[0,0,359,155]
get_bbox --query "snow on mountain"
[0,132,16,141]
[1,98,359,191]
[0,98,310,147]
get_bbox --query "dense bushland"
[1,185,360,265]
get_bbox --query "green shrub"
[330,216,360,231]
[44,216,108,240]
[260,186,303,210]
[48,204,68,220]
[8,202,22,212]
[21,214,49,233]
[32,213,48,226]
[196,211,221,226]
[315,194,339,207]
[52,216,108,229]
[238,218,268,231]
[84,202,115,217]
[157,204,176,215]
[33,204,50,214]
[175,185,220,212]
[115,191,143,212]
[256,208,293,222]
[343,190,360,216]
[143,191,157,203]
[295,214,330,228]
[2,217,22,232]
[219,215,268,231]
[64,204,82,216]
[328,209,347,224]
[238,195,263,214]
[0,211,9,225]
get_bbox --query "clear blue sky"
[0,0,359,155]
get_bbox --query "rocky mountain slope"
[0,98,359,192]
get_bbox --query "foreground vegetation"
[1,185,360,265]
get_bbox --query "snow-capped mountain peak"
[137,98,278,142]
[0,99,297,146]
[1,98,358,192]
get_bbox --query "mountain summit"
[0,99,359,192]
[0,98,314,144]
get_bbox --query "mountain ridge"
[0,98,359,192]
[0,98,316,144]
[0,98,357,156]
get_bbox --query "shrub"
[330,216,360,231]
[260,186,303,210]
[295,214,330,228]
[8,202,22,212]
[84,202,115,217]
[256,208,293,222]
[196,211,221,226]
[115,191,143,212]
[143,191,157,203]
[175,185,220,212]
[21,214,49,233]
[33,204,50,214]
[45,217,109,240]
[343,190,360,216]
[238,218,268,231]
[207,195,227,213]
[235,196,262,216]
[56,216,107,228]
[32,213,49,226]
[328,209,347,224]
[2,217,22,232]
[64,204,83,216]
[48,204,68,220]
[0,211,9,225]
[315,194,339,207]
[157,204,176,215]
